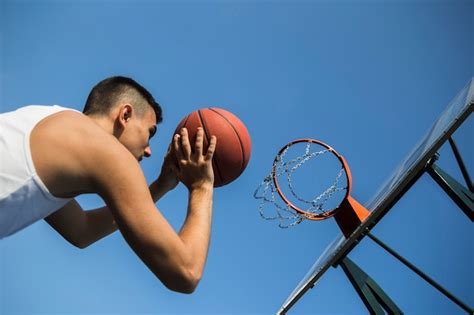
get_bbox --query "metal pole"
[366,232,473,314]
[449,137,473,192]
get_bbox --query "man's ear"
[119,104,133,125]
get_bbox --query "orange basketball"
[175,107,251,187]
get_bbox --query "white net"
[254,142,348,228]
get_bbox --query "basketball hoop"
[254,138,370,237]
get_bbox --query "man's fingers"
[194,127,204,157]
[173,134,182,160]
[180,128,192,159]
[205,135,217,161]
[166,142,175,160]
[175,127,214,163]
[167,139,179,169]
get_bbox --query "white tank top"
[0,105,75,238]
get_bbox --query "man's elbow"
[53,232,88,249]
[65,237,90,249]
[162,268,201,294]
[48,224,91,249]
[61,233,92,249]
[73,240,91,249]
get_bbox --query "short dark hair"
[83,76,162,124]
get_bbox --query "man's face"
[119,108,157,162]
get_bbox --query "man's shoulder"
[31,111,134,197]
[34,110,131,166]
[40,110,104,138]
[37,110,101,144]
[44,108,89,124]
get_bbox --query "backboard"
[278,78,474,314]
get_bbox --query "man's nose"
[144,146,152,158]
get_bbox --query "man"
[0,76,217,293]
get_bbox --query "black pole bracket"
[340,257,403,315]
[426,138,474,221]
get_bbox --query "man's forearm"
[82,179,170,247]
[178,184,214,281]
[149,178,174,203]
[83,206,118,247]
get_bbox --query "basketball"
[174,107,251,187]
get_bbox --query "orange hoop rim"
[271,138,353,220]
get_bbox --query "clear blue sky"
[1,0,472,314]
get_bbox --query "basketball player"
[0,76,217,293]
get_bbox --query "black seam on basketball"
[182,113,191,128]
[208,107,246,174]
[198,109,224,185]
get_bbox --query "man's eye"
[149,127,157,139]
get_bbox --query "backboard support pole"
[427,150,473,221]
[366,232,474,314]
[340,257,403,315]
[448,137,473,192]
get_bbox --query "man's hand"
[173,127,216,191]
[156,143,179,193]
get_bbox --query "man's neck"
[87,115,115,136]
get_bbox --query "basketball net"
[254,142,347,228]
[254,139,370,236]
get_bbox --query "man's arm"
[45,200,116,249]
[89,127,216,293]
[32,111,216,293]
[46,146,179,248]
[46,177,175,249]
[149,171,178,203]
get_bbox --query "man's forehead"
[143,107,158,124]
[147,103,158,125]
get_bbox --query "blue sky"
[1,0,472,314]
